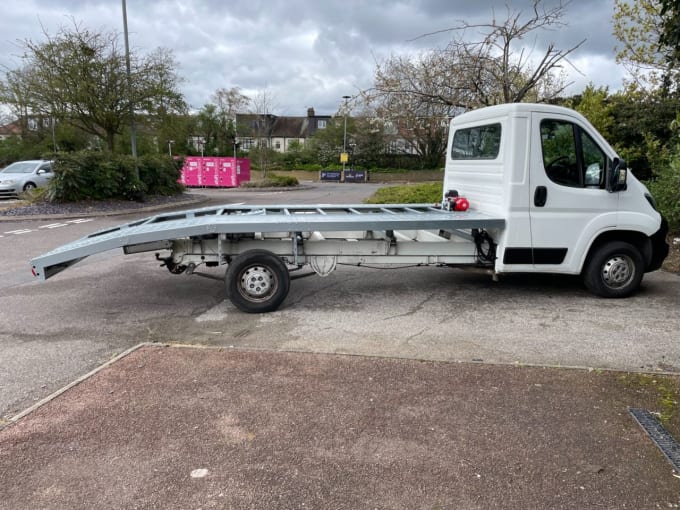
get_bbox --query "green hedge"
[647,155,680,230]
[47,151,183,202]
[364,182,443,204]
[241,174,299,188]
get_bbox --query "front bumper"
[647,216,669,272]
[0,187,20,197]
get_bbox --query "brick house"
[0,121,23,141]
[236,107,332,153]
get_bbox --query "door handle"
[534,186,547,207]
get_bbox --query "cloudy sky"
[0,0,625,116]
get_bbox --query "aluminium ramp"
[30,203,505,280]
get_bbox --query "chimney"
[307,107,315,117]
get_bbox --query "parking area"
[1,344,679,509]
[1,185,680,508]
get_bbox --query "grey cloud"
[1,0,625,115]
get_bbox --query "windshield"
[0,162,37,174]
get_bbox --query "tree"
[363,55,457,167]
[369,1,581,107]
[567,84,614,139]
[612,0,680,95]
[211,87,250,156]
[305,117,347,168]
[659,0,680,68]
[364,0,583,166]
[351,115,390,169]
[0,23,186,152]
[249,87,277,177]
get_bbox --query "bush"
[647,154,680,229]
[47,151,183,202]
[364,182,443,204]
[241,174,299,188]
[138,155,184,195]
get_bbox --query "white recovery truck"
[30,103,669,313]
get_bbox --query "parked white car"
[0,160,54,198]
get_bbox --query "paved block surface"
[1,345,679,509]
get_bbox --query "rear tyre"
[583,242,644,298]
[225,250,290,313]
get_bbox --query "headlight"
[0,179,17,185]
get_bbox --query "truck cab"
[444,103,669,297]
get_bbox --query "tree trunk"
[106,131,116,152]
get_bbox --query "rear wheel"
[225,250,290,313]
[583,242,644,298]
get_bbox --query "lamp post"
[168,140,174,156]
[342,95,351,173]
[121,0,138,178]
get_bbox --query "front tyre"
[226,250,290,313]
[583,242,644,298]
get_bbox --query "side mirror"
[607,158,627,193]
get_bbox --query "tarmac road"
[1,183,679,420]
[1,184,680,508]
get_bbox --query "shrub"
[241,174,299,188]
[138,155,184,195]
[647,154,680,229]
[364,182,443,204]
[47,151,183,202]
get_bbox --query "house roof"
[236,109,332,139]
[0,121,22,136]
[271,117,309,138]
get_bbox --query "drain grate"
[629,408,680,474]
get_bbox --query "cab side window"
[540,119,609,189]
[540,120,579,186]
[451,123,501,160]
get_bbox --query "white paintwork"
[444,103,663,275]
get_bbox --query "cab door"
[528,112,618,272]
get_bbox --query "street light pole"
[342,95,351,173]
[122,0,138,178]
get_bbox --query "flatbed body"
[31,203,505,281]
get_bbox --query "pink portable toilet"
[201,157,219,187]
[182,157,202,187]
[217,158,237,187]
[236,158,251,185]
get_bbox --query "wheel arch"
[581,230,652,274]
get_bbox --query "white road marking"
[39,223,69,229]
[4,229,34,235]
[1,217,95,239]
[190,468,210,478]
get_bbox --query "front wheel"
[23,182,37,192]
[225,250,290,313]
[583,242,644,298]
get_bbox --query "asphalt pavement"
[1,188,679,509]
[1,344,679,509]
